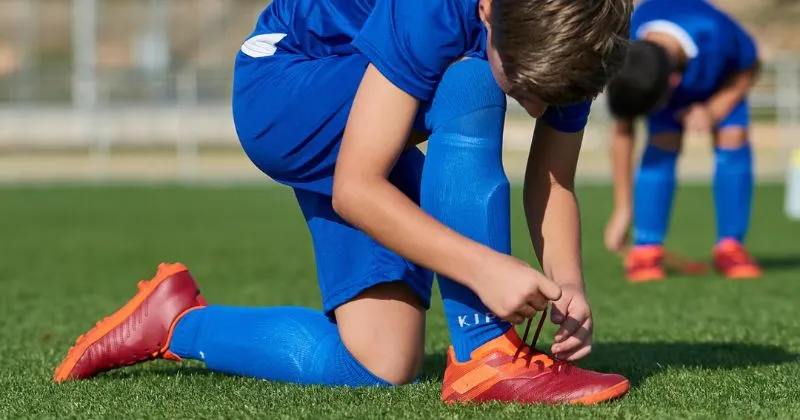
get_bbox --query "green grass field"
[1,184,799,419]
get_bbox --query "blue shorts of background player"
[50,0,635,406]
[604,0,763,282]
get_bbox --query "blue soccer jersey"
[239,0,590,130]
[631,0,758,108]
[244,0,486,101]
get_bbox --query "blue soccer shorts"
[232,51,434,317]
[647,99,750,137]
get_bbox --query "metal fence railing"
[1,0,799,184]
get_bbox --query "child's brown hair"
[491,0,633,105]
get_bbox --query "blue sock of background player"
[714,143,753,243]
[633,144,679,247]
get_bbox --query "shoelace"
[511,305,554,369]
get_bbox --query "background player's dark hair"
[606,40,673,119]
[491,0,633,106]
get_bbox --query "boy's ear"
[478,0,492,26]
[669,72,682,88]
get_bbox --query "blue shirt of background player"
[631,0,758,110]
[244,0,591,132]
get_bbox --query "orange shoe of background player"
[53,263,207,383]
[624,245,665,283]
[714,238,762,280]
[441,309,629,406]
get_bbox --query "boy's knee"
[423,59,506,135]
[715,126,748,150]
[344,332,424,385]
[358,348,423,385]
[335,282,426,385]
[649,132,683,153]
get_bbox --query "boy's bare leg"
[335,282,426,384]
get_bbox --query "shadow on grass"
[96,342,797,386]
[422,341,799,385]
[100,364,217,381]
[755,255,800,272]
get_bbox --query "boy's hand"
[550,284,593,361]
[471,254,562,325]
[604,207,631,253]
[677,103,714,132]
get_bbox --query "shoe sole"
[718,266,762,280]
[627,269,665,283]
[568,379,631,405]
[442,378,631,406]
[53,263,190,383]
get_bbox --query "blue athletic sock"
[714,143,753,243]
[420,59,512,363]
[168,305,390,386]
[633,144,679,246]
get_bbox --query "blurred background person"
[604,0,763,282]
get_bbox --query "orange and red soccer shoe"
[714,238,762,280]
[624,245,665,283]
[53,263,207,382]
[441,312,629,405]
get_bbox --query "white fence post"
[15,0,38,102]
[89,79,111,180]
[777,56,800,150]
[72,0,97,110]
[177,69,200,182]
[778,57,800,219]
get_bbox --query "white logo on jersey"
[241,33,288,58]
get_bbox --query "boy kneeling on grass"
[55,0,633,405]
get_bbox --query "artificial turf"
[1,184,799,419]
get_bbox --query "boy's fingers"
[556,344,593,362]
[527,294,549,311]
[552,324,591,354]
[550,305,566,324]
[538,278,562,302]
[554,315,583,342]
[516,304,538,320]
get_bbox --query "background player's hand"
[678,103,714,132]
[550,284,593,361]
[471,254,562,324]
[604,207,631,253]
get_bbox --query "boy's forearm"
[524,179,584,288]
[705,64,759,122]
[334,64,492,292]
[523,123,584,288]
[610,121,635,214]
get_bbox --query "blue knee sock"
[168,306,390,386]
[714,144,753,243]
[634,144,679,246]
[420,59,512,362]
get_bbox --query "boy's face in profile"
[480,0,549,118]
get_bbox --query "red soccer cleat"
[624,245,665,283]
[441,309,629,405]
[714,238,762,280]
[53,263,207,382]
